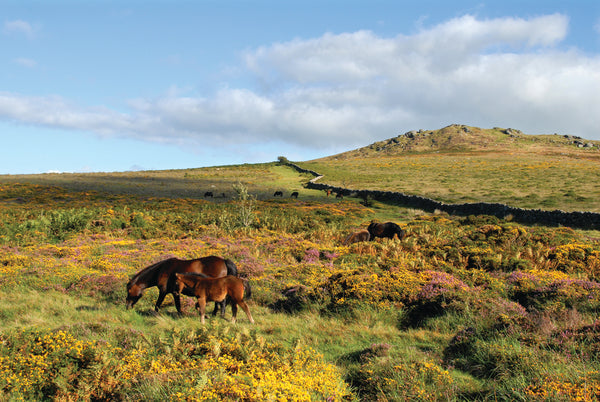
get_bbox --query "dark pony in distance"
[367,221,406,240]
[175,274,254,324]
[126,256,237,313]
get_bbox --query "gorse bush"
[0,327,350,401]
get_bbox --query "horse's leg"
[238,301,255,324]
[230,302,238,323]
[211,301,221,317]
[197,298,207,324]
[173,293,182,314]
[155,290,168,312]
[217,298,228,318]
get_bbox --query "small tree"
[232,181,256,228]
[277,156,290,165]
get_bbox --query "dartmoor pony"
[126,256,237,313]
[175,274,254,324]
[343,229,371,245]
[367,221,406,240]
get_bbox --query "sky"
[1,0,600,174]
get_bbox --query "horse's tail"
[225,259,238,276]
[242,279,252,300]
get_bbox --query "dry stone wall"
[287,163,600,230]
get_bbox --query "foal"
[175,274,254,324]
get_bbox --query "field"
[301,125,600,212]
[1,148,600,400]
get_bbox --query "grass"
[1,132,600,400]
[301,151,600,212]
[0,162,320,202]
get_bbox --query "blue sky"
[1,0,600,174]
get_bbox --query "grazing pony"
[343,229,371,245]
[204,191,213,198]
[290,191,299,198]
[367,221,406,240]
[273,191,283,197]
[126,256,237,313]
[175,274,254,324]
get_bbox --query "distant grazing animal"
[175,274,254,324]
[290,191,299,198]
[273,191,283,197]
[126,256,238,314]
[367,221,406,240]
[326,189,332,197]
[343,229,371,245]
[336,192,344,199]
[204,191,213,198]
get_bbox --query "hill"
[321,124,600,160]
[300,125,600,212]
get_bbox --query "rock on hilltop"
[320,124,599,160]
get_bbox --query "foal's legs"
[196,297,207,324]
[238,300,255,324]
[230,300,254,324]
[230,302,238,323]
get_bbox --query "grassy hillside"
[0,163,318,201]
[300,125,600,212]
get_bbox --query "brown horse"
[175,274,254,324]
[343,229,371,245]
[367,221,406,240]
[126,256,237,313]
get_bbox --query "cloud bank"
[1,13,599,157]
[3,19,36,38]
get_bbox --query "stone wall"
[287,163,600,230]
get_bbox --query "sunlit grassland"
[301,149,600,212]
[0,162,320,201]
[1,162,600,400]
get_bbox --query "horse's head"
[125,281,143,309]
[174,273,193,295]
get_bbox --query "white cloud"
[3,19,36,38]
[0,13,599,158]
[13,57,37,68]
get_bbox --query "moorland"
[0,125,599,401]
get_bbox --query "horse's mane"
[128,258,174,285]
[179,272,210,278]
